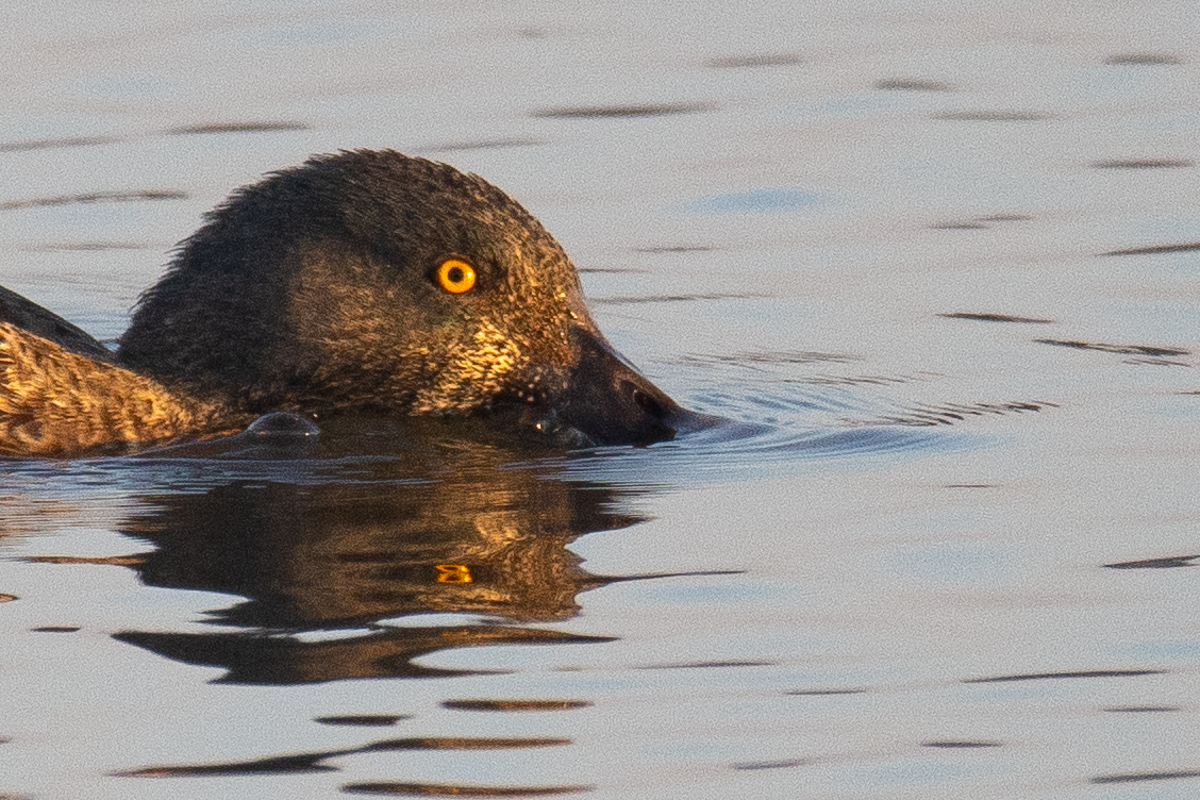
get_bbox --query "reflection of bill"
[111,450,648,684]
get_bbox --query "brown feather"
[0,323,228,456]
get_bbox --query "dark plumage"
[0,150,686,456]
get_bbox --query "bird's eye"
[434,258,477,294]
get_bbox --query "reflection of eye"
[435,258,477,294]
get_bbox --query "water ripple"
[691,188,829,214]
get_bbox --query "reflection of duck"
[111,452,643,683]
[0,150,686,456]
[127,458,640,627]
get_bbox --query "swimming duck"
[0,149,685,456]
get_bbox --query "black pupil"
[447,266,464,284]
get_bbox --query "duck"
[0,149,687,457]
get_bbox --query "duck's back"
[0,285,113,362]
[0,321,220,456]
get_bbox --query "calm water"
[2,2,1199,798]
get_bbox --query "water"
[2,1,1199,798]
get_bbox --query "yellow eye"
[435,258,477,294]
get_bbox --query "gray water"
[2,2,1199,798]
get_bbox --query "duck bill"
[547,326,684,447]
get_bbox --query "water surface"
[2,2,1199,798]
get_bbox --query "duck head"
[117,149,684,446]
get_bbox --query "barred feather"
[0,323,226,456]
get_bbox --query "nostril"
[631,387,664,419]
